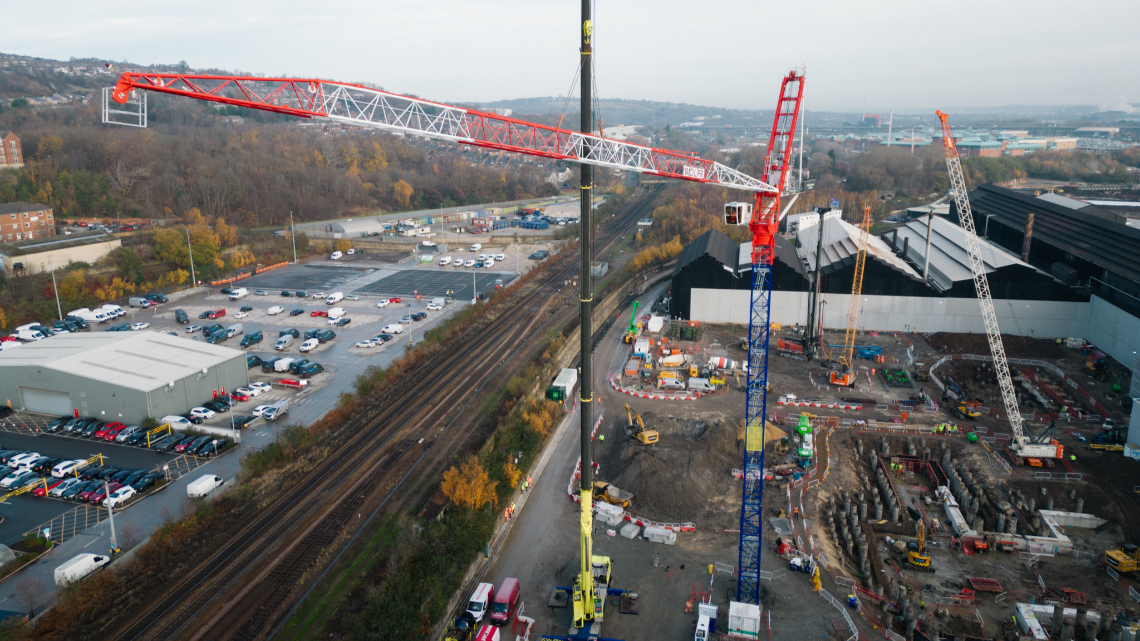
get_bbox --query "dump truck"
[592,481,632,508]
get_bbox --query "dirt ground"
[588,318,1140,640]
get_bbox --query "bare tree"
[106,161,150,207]
[13,575,47,619]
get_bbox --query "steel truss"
[106,73,776,193]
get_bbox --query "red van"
[489,577,520,624]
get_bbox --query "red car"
[207,308,226,319]
[389,297,401,303]
[310,310,328,317]
[88,482,121,504]
[94,422,123,439]
[33,478,64,497]
[78,483,104,502]
[230,390,252,402]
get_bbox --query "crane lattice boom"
[936,111,1059,460]
[106,73,776,194]
[833,205,872,383]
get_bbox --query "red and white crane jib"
[109,72,777,194]
[751,68,804,264]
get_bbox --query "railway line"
[108,187,662,641]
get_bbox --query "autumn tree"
[520,398,562,438]
[184,207,207,227]
[0,306,7,329]
[441,456,498,510]
[334,238,352,253]
[503,460,521,489]
[58,270,87,301]
[393,179,413,209]
[215,218,238,247]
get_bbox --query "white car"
[130,322,150,331]
[103,485,136,508]
[267,306,285,315]
[453,260,466,267]
[235,386,260,397]
[355,339,377,348]
[51,459,86,478]
[484,260,494,269]
[234,311,248,319]
[427,302,442,311]
[347,248,355,255]
[464,260,476,268]
[0,470,34,489]
[312,292,326,299]
[346,294,359,301]
[186,325,202,333]
[477,254,487,261]
[249,382,272,394]
[376,300,390,308]
[189,407,216,420]
[495,253,505,261]
[8,452,41,469]
[299,338,320,352]
[252,405,272,417]
[381,323,404,334]
[439,256,452,266]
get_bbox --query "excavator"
[625,403,659,445]
[907,521,935,572]
[1104,544,1140,574]
[622,301,641,343]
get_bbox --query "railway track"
[108,187,662,641]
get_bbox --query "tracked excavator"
[625,403,660,445]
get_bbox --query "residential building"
[0,202,55,242]
[0,132,23,169]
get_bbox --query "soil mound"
[928,333,1063,360]
[599,417,739,523]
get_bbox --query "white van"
[264,400,289,421]
[226,323,244,338]
[687,378,716,392]
[69,308,111,324]
[54,553,111,587]
[187,474,224,498]
[477,254,487,262]
[382,323,404,334]
[466,582,495,623]
[160,415,193,430]
[495,253,506,262]
[327,307,346,319]
[326,292,344,305]
[331,251,343,260]
[275,357,295,372]
[299,338,319,353]
[275,335,294,351]
[229,288,249,300]
[99,304,126,318]
[469,243,482,252]
[13,329,45,342]
[439,256,452,266]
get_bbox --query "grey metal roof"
[329,218,386,235]
[674,228,740,275]
[796,212,921,280]
[1036,193,1087,210]
[0,231,117,258]
[0,331,244,393]
[0,202,49,216]
[890,216,1032,291]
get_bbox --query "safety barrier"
[820,588,860,641]
[608,373,702,401]
[778,397,864,410]
[209,261,289,286]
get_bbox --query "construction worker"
[685,600,694,613]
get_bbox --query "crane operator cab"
[724,202,753,226]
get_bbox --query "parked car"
[50,478,82,497]
[115,426,142,443]
[33,478,65,497]
[190,407,216,420]
[252,405,272,417]
[411,312,427,321]
[186,436,215,455]
[208,309,226,321]
[241,331,264,347]
[376,300,390,308]
[186,325,203,333]
[382,324,404,334]
[389,297,401,303]
[310,310,328,317]
[233,415,257,428]
[103,485,136,507]
[52,459,87,478]
[356,339,377,348]
[255,290,268,296]
[249,381,272,394]
[103,423,130,441]
[267,306,285,315]
[88,482,122,504]
[299,338,319,353]
[181,413,203,425]
[235,385,260,398]
[198,310,213,319]
[290,309,305,316]
[203,400,230,413]
[399,316,413,324]
[334,317,351,327]
[280,290,293,297]
[95,422,122,439]
[145,293,169,304]
[81,421,105,437]
[63,480,98,500]
[46,416,70,432]
[130,322,151,331]
[234,311,248,319]
[230,389,252,402]
[279,328,301,339]
[247,354,262,369]
[131,473,161,492]
[298,363,325,378]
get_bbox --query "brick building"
[0,132,23,169]
[0,203,55,242]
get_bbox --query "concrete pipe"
[1069,488,1077,499]
[1052,603,1064,638]
[875,502,883,520]
[1084,621,1098,641]
[1006,519,1017,534]
[1040,487,1048,496]
[1076,498,1084,513]
[860,503,868,520]
[997,513,1005,532]
[1048,498,1054,511]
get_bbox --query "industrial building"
[327,218,386,237]
[0,332,249,424]
[0,230,119,273]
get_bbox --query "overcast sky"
[7,0,1138,113]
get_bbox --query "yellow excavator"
[909,520,932,569]
[1104,544,1140,573]
[625,403,659,445]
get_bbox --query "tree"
[10,98,28,109]
[503,460,521,489]
[13,576,46,618]
[152,228,190,267]
[110,247,143,282]
[441,456,497,510]
[0,306,7,329]
[215,218,238,247]
[333,238,352,253]
[105,161,149,206]
[58,270,87,302]
[393,179,413,209]
[36,136,63,162]
[184,207,206,227]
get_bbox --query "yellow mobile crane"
[830,205,872,386]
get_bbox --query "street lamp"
[186,229,197,288]
[290,210,298,264]
[212,365,239,445]
[48,256,62,320]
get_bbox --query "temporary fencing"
[820,588,860,641]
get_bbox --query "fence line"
[820,588,860,641]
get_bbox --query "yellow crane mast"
[831,205,872,386]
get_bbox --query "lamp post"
[48,257,62,320]
[290,210,298,264]
[186,229,197,288]
[212,365,238,445]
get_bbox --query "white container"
[647,315,664,333]
[187,474,224,498]
[275,358,295,373]
[54,553,111,587]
